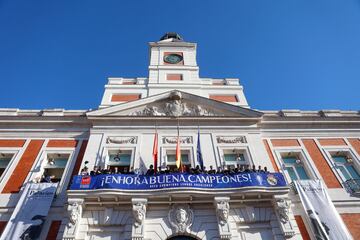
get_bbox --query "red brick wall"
[318,138,347,146]
[348,138,360,156]
[167,74,183,80]
[341,213,360,239]
[46,220,62,240]
[209,95,238,103]
[111,94,141,102]
[294,216,311,240]
[263,140,279,172]
[302,139,341,188]
[0,140,25,147]
[68,140,88,188]
[271,139,300,147]
[0,221,7,237]
[2,140,44,193]
[47,140,78,148]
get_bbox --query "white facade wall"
[0,35,358,240]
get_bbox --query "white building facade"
[0,33,359,240]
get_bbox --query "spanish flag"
[175,136,181,169]
[152,132,158,174]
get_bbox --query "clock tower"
[99,33,249,108]
[147,33,202,96]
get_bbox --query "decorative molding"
[216,136,247,144]
[168,204,193,233]
[162,136,193,144]
[132,198,147,240]
[106,136,138,144]
[214,197,231,240]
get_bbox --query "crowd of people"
[80,164,269,176]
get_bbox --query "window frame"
[104,147,136,171]
[217,146,252,169]
[274,149,318,184]
[323,147,360,185]
[32,149,74,195]
[0,149,19,184]
[161,146,194,170]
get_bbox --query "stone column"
[214,197,232,240]
[63,199,84,240]
[273,196,296,238]
[131,198,148,240]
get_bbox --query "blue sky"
[0,0,359,110]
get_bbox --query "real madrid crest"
[168,204,193,233]
[267,174,278,186]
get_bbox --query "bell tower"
[147,33,201,95]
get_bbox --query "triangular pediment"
[87,91,263,118]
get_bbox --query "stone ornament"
[68,202,82,227]
[131,198,147,240]
[129,91,220,117]
[162,136,193,144]
[216,201,230,225]
[216,136,247,144]
[133,202,146,227]
[168,204,193,233]
[275,199,290,223]
[273,198,295,238]
[106,136,137,144]
[214,197,231,240]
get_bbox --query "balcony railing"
[343,178,360,196]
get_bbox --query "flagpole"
[176,119,182,171]
[153,121,158,174]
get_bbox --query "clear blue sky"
[0,0,359,110]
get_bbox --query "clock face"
[164,54,183,64]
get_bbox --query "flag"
[152,132,158,174]
[197,130,204,170]
[176,136,181,169]
[294,180,352,240]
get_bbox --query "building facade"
[0,33,359,240]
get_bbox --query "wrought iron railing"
[343,178,360,195]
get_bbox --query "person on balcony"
[146,165,155,175]
[208,165,216,174]
[81,167,89,176]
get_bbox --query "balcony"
[68,172,288,197]
[343,178,360,196]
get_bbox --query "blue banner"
[70,172,287,191]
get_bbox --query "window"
[224,153,245,166]
[43,153,70,183]
[0,153,13,179]
[167,74,183,81]
[332,155,360,181]
[209,94,238,103]
[222,149,248,168]
[107,150,132,173]
[281,154,310,181]
[166,150,191,170]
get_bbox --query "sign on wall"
[1,183,58,240]
[294,180,352,240]
[70,172,287,191]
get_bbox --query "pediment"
[87,91,263,118]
